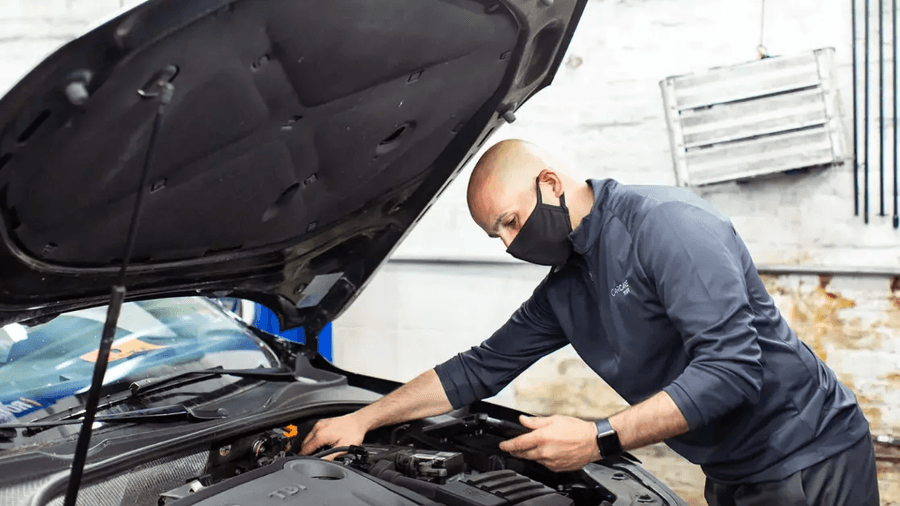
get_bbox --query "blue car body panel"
[252,304,333,362]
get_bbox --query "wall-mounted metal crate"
[660,48,849,187]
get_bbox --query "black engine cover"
[436,470,573,506]
[167,457,428,506]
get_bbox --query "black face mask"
[506,178,574,266]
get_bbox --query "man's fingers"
[299,439,317,455]
[499,431,542,453]
[300,430,327,455]
[508,447,545,461]
[301,428,317,447]
[519,414,552,430]
[301,421,324,446]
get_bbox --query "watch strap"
[594,418,624,459]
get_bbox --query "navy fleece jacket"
[434,179,868,483]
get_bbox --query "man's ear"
[537,169,564,200]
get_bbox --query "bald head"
[466,139,591,248]
[467,139,547,210]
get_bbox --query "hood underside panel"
[0,0,587,329]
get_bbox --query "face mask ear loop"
[538,176,568,210]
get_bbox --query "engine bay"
[159,413,620,506]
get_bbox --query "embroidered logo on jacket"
[610,280,631,297]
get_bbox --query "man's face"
[471,177,556,248]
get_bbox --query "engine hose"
[369,462,440,499]
[312,445,361,459]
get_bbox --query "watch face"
[596,428,623,458]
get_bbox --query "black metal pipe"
[864,0,870,223]
[62,287,124,506]
[853,0,860,216]
[879,0,886,216]
[893,0,898,228]
[62,84,174,506]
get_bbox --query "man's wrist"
[349,406,377,432]
[588,420,602,460]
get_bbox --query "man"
[301,140,879,505]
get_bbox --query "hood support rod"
[62,82,175,506]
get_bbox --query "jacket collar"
[569,178,614,257]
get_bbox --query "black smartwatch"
[594,419,623,459]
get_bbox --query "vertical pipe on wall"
[893,0,898,228]
[879,0,886,216]
[853,0,860,216]
[864,0,871,223]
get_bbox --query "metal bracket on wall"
[660,48,848,188]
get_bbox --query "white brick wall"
[2,0,898,438]
[391,0,899,270]
[0,1,144,97]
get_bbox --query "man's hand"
[498,414,599,472]
[300,413,369,459]
[298,369,453,460]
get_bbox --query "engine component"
[435,470,573,506]
[250,426,298,466]
[203,424,300,482]
[33,450,210,506]
[422,414,530,441]
[159,479,206,505]
[163,457,431,506]
[161,451,575,506]
[357,445,466,484]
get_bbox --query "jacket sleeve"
[635,202,764,430]
[433,279,569,409]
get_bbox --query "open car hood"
[0,0,586,331]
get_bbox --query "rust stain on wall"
[515,274,900,439]
[859,397,884,430]
[763,275,859,361]
[884,277,900,331]
[760,274,788,295]
[885,280,900,396]
[891,276,900,312]
[836,375,883,429]
[882,372,900,383]
[754,274,899,437]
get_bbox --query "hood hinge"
[301,314,327,359]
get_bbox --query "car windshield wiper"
[128,366,296,397]
[0,404,228,432]
[20,366,295,430]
